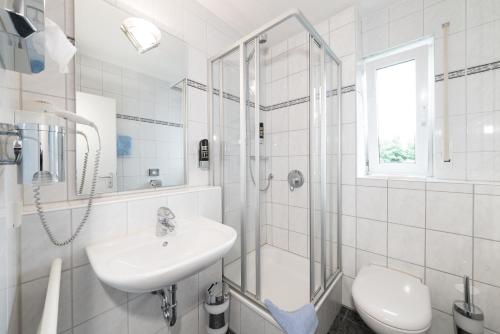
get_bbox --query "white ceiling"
[195,0,400,36]
[195,0,352,35]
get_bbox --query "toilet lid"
[352,265,432,331]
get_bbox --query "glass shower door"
[213,48,244,289]
[309,35,323,300]
[325,51,341,285]
[309,36,342,300]
[244,38,261,299]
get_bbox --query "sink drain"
[162,241,168,247]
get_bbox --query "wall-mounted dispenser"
[259,122,264,144]
[0,100,101,246]
[199,139,209,170]
[1,0,46,74]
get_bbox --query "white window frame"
[364,39,433,176]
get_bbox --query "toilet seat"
[357,305,430,334]
[352,265,432,334]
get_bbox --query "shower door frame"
[208,8,343,307]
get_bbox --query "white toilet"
[352,265,432,334]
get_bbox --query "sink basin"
[86,216,236,293]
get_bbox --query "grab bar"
[37,258,62,334]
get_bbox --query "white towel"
[44,18,77,73]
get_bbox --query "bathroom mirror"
[74,0,188,194]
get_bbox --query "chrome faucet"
[157,207,176,237]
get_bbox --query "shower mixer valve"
[288,170,304,192]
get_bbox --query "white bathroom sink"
[86,216,236,293]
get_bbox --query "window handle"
[420,106,428,126]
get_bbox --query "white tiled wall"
[0,0,239,332]
[0,69,22,334]
[264,38,310,258]
[342,1,500,333]
[19,187,222,334]
[0,175,21,334]
[361,0,500,182]
[343,179,500,333]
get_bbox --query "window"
[363,39,433,176]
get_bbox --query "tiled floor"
[229,306,373,334]
[329,307,375,334]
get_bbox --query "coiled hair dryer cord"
[33,130,101,247]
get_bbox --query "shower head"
[246,34,267,62]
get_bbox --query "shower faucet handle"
[288,170,304,192]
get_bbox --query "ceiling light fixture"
[120,17,161,54]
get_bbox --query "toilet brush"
[453,276,484,334]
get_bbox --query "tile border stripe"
[435,60,500,82]
[116,114,184,128]
[188,79,357,111]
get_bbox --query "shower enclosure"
[208,9,342,311]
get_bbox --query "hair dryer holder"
[0,121,66,185]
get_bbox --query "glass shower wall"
[310,34,323,298]
[325,53,340,285]
[210,10,342,309]
[310,40,341,298]
[211,48,243,288]
[259,20,314,306]
[244,39,263,298]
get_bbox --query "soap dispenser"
[453,276,484,334]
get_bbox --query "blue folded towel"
[265,299,318,334]
[30,59,45,73]
[117,135,132,156]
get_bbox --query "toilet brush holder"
[205,281,230,334]
[453,301,484,334]
[453,276,484,334]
